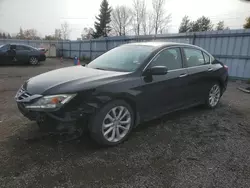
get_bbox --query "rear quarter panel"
[211,63,228,91]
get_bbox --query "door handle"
[179,73,188,78]
[207,68,213,72]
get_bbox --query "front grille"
[15,87,32,101]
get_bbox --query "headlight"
[25,94,76,109]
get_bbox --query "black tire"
[205,82,221,109]
[89,100,134,146]
[29,56,39,65]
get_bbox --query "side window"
[203,52,210,64]
[150,48,182,70]
[16,45,31,51]
[23,46,31,50]
[184,48,205,67]
[10,45,16,50]
[16,45,22,50]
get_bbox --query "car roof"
[123,41,200,48]
[123,41,211,54]
[7,43,38,49]
[9,43,32,47]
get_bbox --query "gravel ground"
[0,59,250,188]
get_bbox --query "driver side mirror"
[143,66,168,76]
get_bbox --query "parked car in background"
[15,42,228,146]
[0,44,46,65]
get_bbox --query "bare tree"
[158,14,171,34]
[23,29,40,40]
[81,27,94,39]
[152,0,171,35]
[111,5,133,36]
[54,29,62,40]
[142,11,154,35]
[132,0,146,36]
[61,21,71,40]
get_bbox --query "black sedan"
[15,42,228,146]
[0,43,46,65]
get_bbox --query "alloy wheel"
[102,106,131,143]
[30,57,38,65]
[208,84,221,107]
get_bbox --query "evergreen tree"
[92,0,112,38]
[179,16,191,33]
[216,21,229,30]
[0,32,2,39]
[244,17,250,29]
[190,16,213,32]
[7,33,11,39]
[2,32,6,39]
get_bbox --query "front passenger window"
[150,48,182,70]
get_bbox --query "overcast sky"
[0,0,249,39]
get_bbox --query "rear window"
[16,45,31,50]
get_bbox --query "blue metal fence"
[1,29,250,79]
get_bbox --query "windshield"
[87,45,154,72]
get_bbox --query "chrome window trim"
[185,64,210,69]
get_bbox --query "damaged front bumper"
[17,102,95,132]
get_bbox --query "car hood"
[23,66,129,95]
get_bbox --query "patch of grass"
[247,79,250,84]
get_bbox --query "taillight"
[224,65,228,71]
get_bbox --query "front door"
[138,47,189,121]
[0,44,11,64]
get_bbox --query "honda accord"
[15,42,228,146]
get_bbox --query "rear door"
[16,45,30,62]
[138,47,189,120]
[182,47,212,104]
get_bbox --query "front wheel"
[206,83,221,108]
[29,56,39,65]
[89,100,134,146]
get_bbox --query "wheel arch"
[113,95,140,127]
[94,92,140,127]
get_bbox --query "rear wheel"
[89,100,134,146]
[29,56,39,65]
[206,83,221,108]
